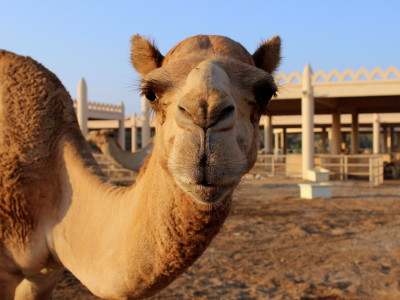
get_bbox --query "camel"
[0,34,281,299]
[86,129,153,171]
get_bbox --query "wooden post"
[301,64,314,179]
[77,78,88,136]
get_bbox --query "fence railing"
[253,154,288,177]
[254,154,384,186]
[315,154,384,186]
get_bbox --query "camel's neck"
[50,138,230,298]
[101,138,151,171]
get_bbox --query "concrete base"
[307,168,330,182]
[298,183,333,199]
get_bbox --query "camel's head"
[86,130,115,148]
[131,35,281,204]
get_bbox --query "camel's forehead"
[163,35,254,66]
[182,60,230,96]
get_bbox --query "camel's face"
[131,35,281,204]
[86,130,114,148]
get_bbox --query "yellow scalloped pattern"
[276,71,302,84]
[276,67,399,84]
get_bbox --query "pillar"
[77,78,88,136]
[331,112,341,154]
[382,126,388,153]
[118,102,125,150]
[282,128,288,154]
[263,115,273,154]
[389,126,395,153]
[301,64,314,179]
[351,113,359,154]
[131,113,138,152]
[321,127,327,154]
[141,95,151,147]
[373,113,380,154]
[274,131,280,154]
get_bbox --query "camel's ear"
[252,36,281,74]
[130,35,164,76]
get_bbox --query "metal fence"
[254,154,384,186]
[315,154,384,186]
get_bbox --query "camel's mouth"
[176,179,238,205]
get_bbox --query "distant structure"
[75,66,400,181]
[268,66,400,178]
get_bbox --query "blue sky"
[1,1,399,114]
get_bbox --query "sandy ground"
[52,177,400,300]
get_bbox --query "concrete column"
[77,78,88,136]
[331,112,341,154]
[274,131,280,154]
[351,113,359,154]
[389,127,395,153]
[373,113,380,154]
[382,126,388,153]
[282,128,287,154]
[141,96,151,147]
[131,114,138,152]
[321,127,327,154]
[263,115,273,154]
[118,101,125,150]
[301,64,314,179]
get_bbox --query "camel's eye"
[144,91,158,103]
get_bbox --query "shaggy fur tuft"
[131,35,164,76]
[252,36,282,74]
[0,50,79,242]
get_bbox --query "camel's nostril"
[177,102,235,130]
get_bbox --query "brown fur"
[130,35,164,76]
[0,50,77,242]
[252,36,282,74]
[162,35,255,66]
